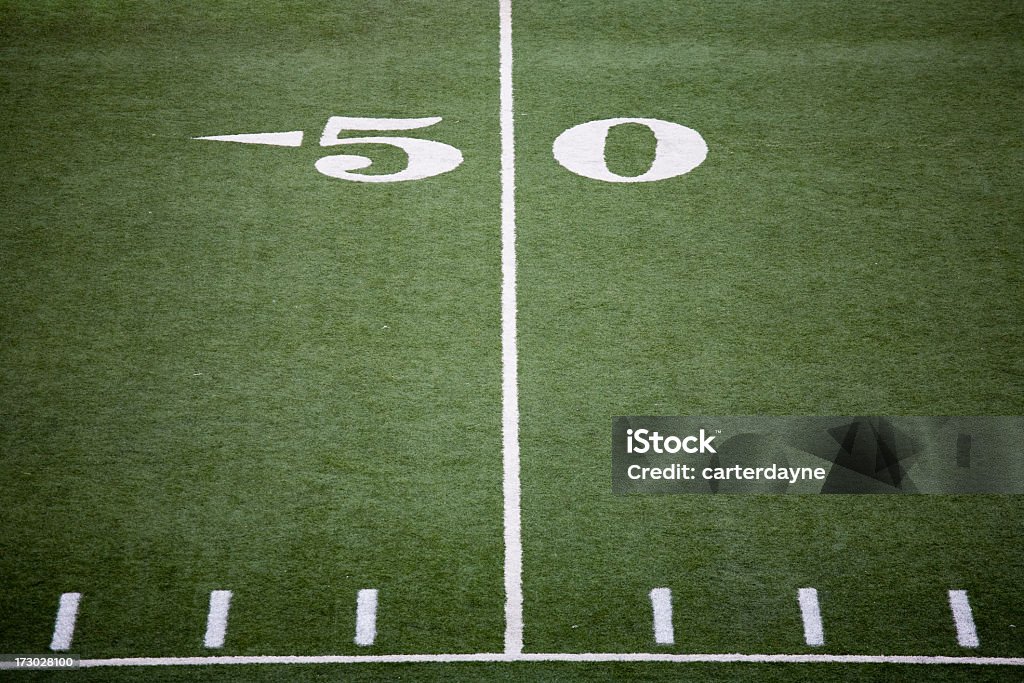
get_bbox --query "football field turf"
[1,1,1022,681]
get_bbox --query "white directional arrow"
[193,131,304,147]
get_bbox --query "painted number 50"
[197,116,708,183]
[314,116,707,183]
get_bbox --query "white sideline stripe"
[193,131,304,147]
[949,590,980,648]
[355,590,378,646]
[49,592,81,651]
[499,0,523,657]
[204,590,232,649]
[650,588,674,645]
[26,653,1020,669]
[798,588,824,647]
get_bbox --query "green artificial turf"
[1,1,1022,681]
[514,0,1023,664]
[1,0,505,659]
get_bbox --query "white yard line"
[49,592,81,652]
[203,591,233,649]
[30,653,1020,669]
[650,588,674,645]
[499,0,523,657]
[948,590,980,648]
[355,590,378,647]
[798,588,824,647]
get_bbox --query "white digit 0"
[552,117,707,183]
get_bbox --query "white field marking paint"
[49,592,81,651]
[315,137,463,182]
[315,116,463,182]
[552,118,707,183]
[31,653,1024,670]
[193,131,304,147]
[650,588,674,645]
[355,589,378,646]
[203,590,233,649]
[318,116,443,143]
[798,588,824,647]
[949,590,980,648]
[499,0,523,657]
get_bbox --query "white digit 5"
[315,116,464,182]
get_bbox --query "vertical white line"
[203,590,232,649]
[948,590,980,648]
[355,589,378,647]
[49,592,81,651]
[499,0,523,657]
[798,588,824,647]
[650,588,675,645]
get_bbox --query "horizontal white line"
[193,131,304,147]
[2,652,1009,669]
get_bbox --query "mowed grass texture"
[1,0,503,659]
[0,1,1022,682]
[515,0,1023,663]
